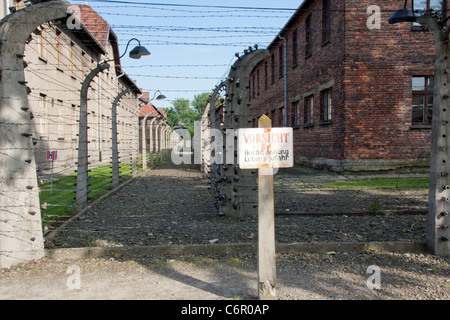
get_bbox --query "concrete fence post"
[149,117,158,166]
[0,1,71,268]
[131,98,138,177]
[76,62,110,210]
[111,88,130,186]
[419,15,450,257]
[141,114,148,170]
[214,49,269,217]
[157,123,162,162]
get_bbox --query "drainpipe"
[98,71,102,162]
[278,34,288,127]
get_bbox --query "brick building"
[248,0,439,171]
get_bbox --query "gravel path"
[46,163,429,248]
[1,163,449,300]
[1,250,449,300]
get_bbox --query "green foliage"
[40,163,133,228]
[323,178,429,189]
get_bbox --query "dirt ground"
[0,250,449,301]
[1,164,449,301]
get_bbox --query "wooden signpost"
[238,115,293,300]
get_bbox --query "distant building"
[248,0,437,171]
[138,97,167,155]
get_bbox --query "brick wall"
[248,0,436,171]
[343,0,434,164]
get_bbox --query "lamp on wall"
[389,0,417,24]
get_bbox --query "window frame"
[292,28,298,67]
[305,14,313,58]
[320,88,332,122]
[322,0,331,45]
[292,100,300,127]
[412,75,434,126]
[304,95,314,125]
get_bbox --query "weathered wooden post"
[238,115,293,300]
[257,115,277,300]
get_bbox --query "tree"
[165,92,211,137]
[191,92,210,116]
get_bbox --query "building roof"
[157,108,167,119]
[267,0,313,50]
[139,103,160,118]
[71,4,140,95]
[72,4,110,50]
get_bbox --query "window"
[38,26,46,59]
[71,104,78,139]
[249,75,254,100]
[81,51,86,79]
[305,14,312,57]
[304,95,314,125]
[279,44,284,78]
[57,100,64,139]
[414,1,443,26]
[292,28,298,67]
[70,41,75,75]
[271,54,275,84]
[322,0,331,44]
[320,88,332,122]
[279,107,285,127]
[39,94,47,136]
[271,109,277,126]
[412,76,434,125]
[414,0,443,12]
[264,61,268,90]
[292,101,300,127]
[257,70,260,96]
[56,29,61,67]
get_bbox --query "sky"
[70,0,304,110]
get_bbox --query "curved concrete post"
[163,125,169,160]
[418,15,450,257]
[140,112,154,170]
[149,117,159,166]
[166,126,173,160]
[141,114,148,170]
[159,123,166,162]
[0,1,71,268]
[155,122,162,162]
[111,88,130,186]
[76,62,110,210]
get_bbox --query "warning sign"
[47,150,57,161]
[238,128,293,169]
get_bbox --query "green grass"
[39,163,134,228]
[323,178,429,190]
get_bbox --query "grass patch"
[39,163,133,228]
[323,178,429,190]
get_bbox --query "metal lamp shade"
[129,46,151,59]
[389,8,416,24]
